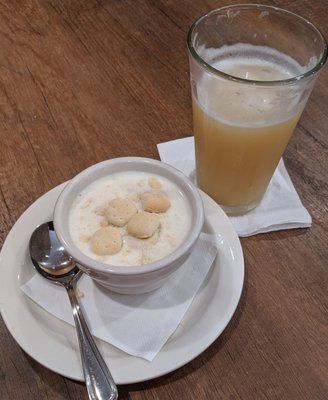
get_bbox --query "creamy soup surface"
[68,171,192,266]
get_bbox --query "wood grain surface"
[0,1,327,399]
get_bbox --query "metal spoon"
[29,221,118,400]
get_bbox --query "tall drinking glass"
[187,4,327,215]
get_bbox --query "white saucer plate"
[0,183,244,385]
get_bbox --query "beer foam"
[199,43,307,78]
[194,44,310,127]
[214,58,293,81]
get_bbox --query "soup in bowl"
[54,157,204,294]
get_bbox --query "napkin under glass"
[21,233,218,361]
[157,136,311,237]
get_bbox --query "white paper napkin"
[157,137,311,237]
[21,233,218,361]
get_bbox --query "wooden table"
[1,1,327,399]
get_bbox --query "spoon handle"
[66,283,118,400]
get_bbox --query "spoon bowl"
[29,221,118,400]
[30,221,80,281]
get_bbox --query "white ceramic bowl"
[54,157,204,294]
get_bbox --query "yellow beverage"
[192,53,305,214]
[193,98,300,208]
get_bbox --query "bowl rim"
[54,157,204,276]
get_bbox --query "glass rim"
[187,4,328,86]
